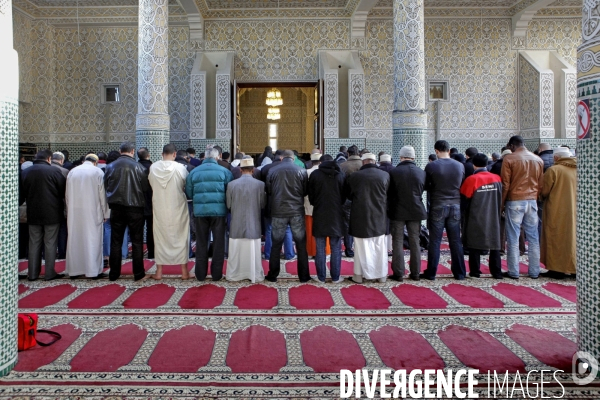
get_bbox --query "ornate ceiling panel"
[203,0,349,9]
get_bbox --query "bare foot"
[181,274,191,280]
[144,274,162,281]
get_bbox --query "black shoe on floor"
[27,277,37,282]
[345,251,354,258]
[265,276,277,283]
[540,271,565,279]
[388,275,403,282]
[18,274,28,280]
[45,273,65,281]
[409,275,420,281]
[92,273,109,280]
[419,273,435,281]
[492,275,504,279]
[469,273,481,278]
[502,272,519,280]
[347,277,362,284]
[70,275,85,280]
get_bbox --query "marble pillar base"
[392,128,428,169]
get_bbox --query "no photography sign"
[578,100,591,140]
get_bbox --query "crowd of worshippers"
[18,135,576,284]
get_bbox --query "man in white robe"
[65,154,109,278]
[148,144,190,280]
[226,157,266,282]
[345,153,390,283]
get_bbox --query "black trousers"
[57,218,68,259]
[143,215,154,259]
[109,206,146,281]
[469,248,502,278]
[19,223,29,259]
[195,216,226,281]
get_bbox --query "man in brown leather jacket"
[501,135,544,279]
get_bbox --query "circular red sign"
[577,101,591,140]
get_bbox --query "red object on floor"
[18,284,28,295]
[500,260,530,274]
[70,324,147,372]
[226,325,287,373]
[18,284,77,308]
[341,285,390,310]
[301,325,366,373]
[178,285,226,309]
[505,324,577,370]
[493,283,562,308]
[262,260,270,275]
[369,326,445,371]
[289,284,334,309]
[233,284,278,309]
[285,260,318,275]
[443,284,504,308]
[14,324,82,372]
[340,260,354,275]
[392,285,447,309]
[122,284,176,309]
[439,325,526,373]
[440,243,450,250]
[542,283,577,303]
[118,259,154,275]
[148,325,216,372]
[422,260,452,275]
[67,284,126,309]
[160,261,194,275]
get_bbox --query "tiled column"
[136,0,170,159]
[576,0,600,359]
[0,0,20,377]
[392,0,427,168]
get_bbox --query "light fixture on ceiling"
[266,88,283,106]
[267,107,281,120]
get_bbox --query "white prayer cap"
[311,153,322,161]
[361,153,377,161]
[501,149,512,157]
[380,154,391,162]
[399,146,415,159]
[240,157,254,167]
[553,147,571,158]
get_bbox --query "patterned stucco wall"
[519,55,541,130]
[12,12,582,152]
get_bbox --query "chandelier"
[267,107,281,120]
[266,88,283,106]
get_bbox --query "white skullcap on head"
[554,147,571,158]
[501,149,512,157]
[361,153,377,161]
[311,153,321,161]
[380,154,391,162]
[240,157,254,167]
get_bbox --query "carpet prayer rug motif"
[4,252,597,398]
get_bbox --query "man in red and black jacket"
[460,153,503,279]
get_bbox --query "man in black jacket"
[537,143,554,172]
[308,155,346,283]
[265,150,309,282]
[388,146,426,281]
[104,142,150,281]
[464,147,478,178]
[345,153,390,283]
[261,150,294,261]
[460,154,503,279]
[137,147,154,259]
[21,149,67,281]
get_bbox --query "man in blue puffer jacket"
[186,146,233,281]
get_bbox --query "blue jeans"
[104,220,128,258]
[505,200,540,278]
[315,236,341,282]
[425,204,466,279]
[267,215,309,281]
[264,217,295,259]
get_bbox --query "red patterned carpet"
[2,252,596,398]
